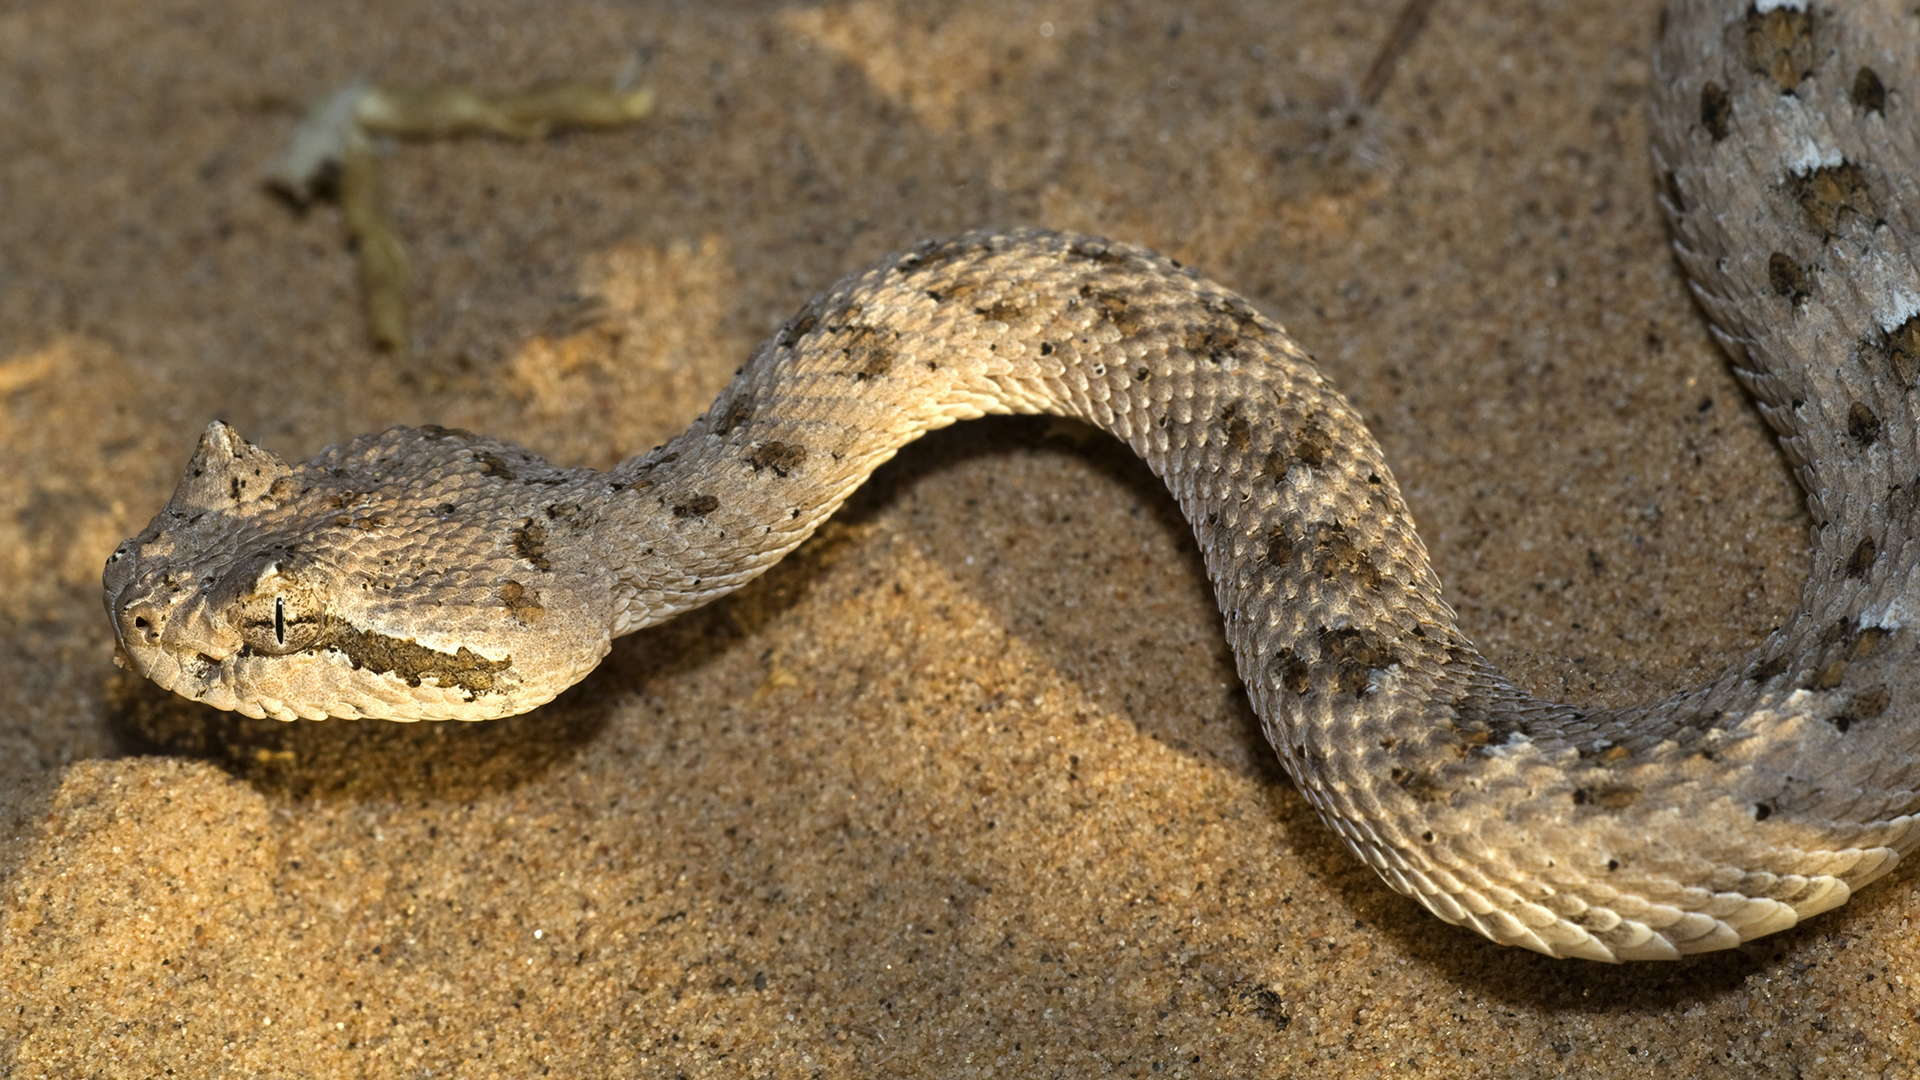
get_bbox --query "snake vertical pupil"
[274,596,286,645]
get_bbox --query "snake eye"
[231,565,327,655]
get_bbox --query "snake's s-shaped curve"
[105,0,1920,960]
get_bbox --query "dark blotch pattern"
[1846,536,1876,579]
[1768,252,1810,302]
[842,326,895,379]
[747,441,808,477]
[975,299,1027,323]
[1307,522,1383,592]
[1790,162,1873,238]
[1184,326,1241,365]
[1847,401,1882,446]
[1219,404,1252,452]
[326,619,511,694]
[1081,286,1143,336]
[1264,529,1293,567]
[1749,653,1789,683]
[1292,421,1332,468]
[1867,314,1920,386]
[1840,686,1893,731]
[511,521,552,571]
[1700,81,1732,140]
[714,397,754,436]
[1852,66,1887,114]
[673,494,720,518]
[498,581,544,625]
[1809,659,1847,691]
[1275,649,1312,694]
[1744,5,1812,91]
[1320,626,1396,696]
[1575,786,1641,810]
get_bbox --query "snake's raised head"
[105,421,616,721]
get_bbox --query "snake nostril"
[124,607,162,642]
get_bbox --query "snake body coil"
[105,0,1920,960]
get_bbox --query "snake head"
[104,422,329,716]
[105,421,614,722]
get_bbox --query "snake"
[102,0,1920,961]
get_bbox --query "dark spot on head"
[511,521,552,570]
[1851,66,1886,114]
[1846,535,1876,578]
[1700,81,1731,140]
[1767,252,1809,302]
[673,494,720,518]
[1789,161,1872,239]
[1753,803,1772,822]
[1039,341,1054,356]
[747,441,808,477]
[1744,5,1812,92]
[498,581,545,624]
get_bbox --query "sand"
[3,0,1916,1076]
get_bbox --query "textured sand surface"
[3,0,1918,1075]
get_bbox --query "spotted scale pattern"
[105,0,1920,960]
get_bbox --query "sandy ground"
[3,0,1917,1075]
